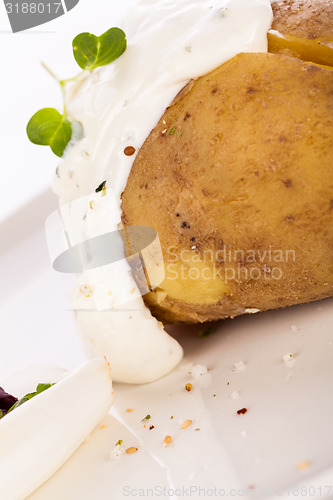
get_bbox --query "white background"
[0,0,133,223]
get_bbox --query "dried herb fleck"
[198,326,215,338]
[95,180,107,193]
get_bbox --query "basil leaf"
[26,108,72,157]
[72,27,127,71]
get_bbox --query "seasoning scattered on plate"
[234,360,245,372]
[124,146,136,156]
[283,353,296,367]
[164,435,172,447]
[181,419,192,429]
[126,447,138,454]
[297,460,310,471]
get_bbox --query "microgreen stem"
[59,72,85,85]
[40,62,84,119]
[40,61,59,82]
[41,61,84,85]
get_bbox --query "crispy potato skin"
[268,0,333,66]
[121,52,333,324]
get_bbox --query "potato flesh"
[268,31,333,68]
[121,53,333,323]
[159,250,228,305]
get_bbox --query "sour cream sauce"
[53,0,273,384]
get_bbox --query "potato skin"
[121,52,333,324]
[271,0,333,46]
[268,0,333,67]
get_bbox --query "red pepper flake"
[237,408,248,415]
[124,146,136,156]
[149,425,155,430]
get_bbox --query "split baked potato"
[121,1,333,324]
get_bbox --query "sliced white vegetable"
[0,357,113,500]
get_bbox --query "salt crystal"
[234,361,245,373]
[109,445,125,460]
[244,308,260,314]
[231,390,239,400]
[190,364,208,378]
[283,353,296,367]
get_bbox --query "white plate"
[0,191,333,500]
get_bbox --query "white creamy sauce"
[53,0,273,384]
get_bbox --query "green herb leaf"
[6,383,55,415]
[95,180,107,193]
[142,414,151,421]
[72,27,127,71]
[26,108,72,157]
[7,392,36,413]
[198,326,215,338]
[36,383,54,394]
[115,439,123,446]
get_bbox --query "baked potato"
[121,3,333,324]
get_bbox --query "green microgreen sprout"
[27,28,127,157]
